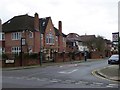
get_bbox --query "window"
[56,36,58,41]
[43,22,45,26]
[41,34,43,39]
[63,37,65,42]
[0,47,2,54]
[11,47,21,54]
[29,32,33,38]
[0,47,5,54]
[0,33,5,40]
[12,32,21,40]
[46,32,54,45]
[29,46,33,54]
[2,48,5,53]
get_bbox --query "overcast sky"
[0,0,119,40]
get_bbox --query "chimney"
[58,21,62,33]
[34,13,39,31]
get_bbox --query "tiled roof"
[54,27,60,36]
[40,17,50,33]
[2,14,34,32]
[2,14,66,36]
[79,35,96,42]
[104,39,112,44]
[54,27,66,37]
[66,33,82,42]
[62,33,67,37]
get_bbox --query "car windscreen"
[110,55,119,59]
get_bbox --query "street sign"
[5,59,14,64]
[112,32,119,42]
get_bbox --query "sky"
[0,0,119,40]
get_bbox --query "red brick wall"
[34,31,40,52]
[0,40,5,47]
[2,52,83,67]
[91,51,104,59]
[5,33,20,53]
[2,59,40,67]
[44,18,57,49]
[5,32,37,53]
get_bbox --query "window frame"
[46,32,55,45]
[29,32,33,38]
[0,32,5,41]
[11,32,21,40]
[11,47,21,54]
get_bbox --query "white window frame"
[56,36,58,41]
[46,32,54,45]
[2,48,5,53]
[11,47,21,54]
[29,32,33,38]
[41,34,43,39]
[0,32,5,41]
[63,37,65,42]
[43,22,45,26]
[12,32,21,40]
[0,47,4,54]
[29,46,33,54]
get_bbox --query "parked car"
[108,54,119,64]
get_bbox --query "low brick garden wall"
[1,51,105,67]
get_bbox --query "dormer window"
[43,22,45,26]
[8,20,11,24]
[56,36,58,41]
[29,32,33,38]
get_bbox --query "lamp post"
[84,48,87,62]
[39,33,43,66]
[39,48,43,66]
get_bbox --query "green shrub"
[2,53,8,59]
[23,53,38,59]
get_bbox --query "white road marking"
[108,84,118,86]
[49,80,58,83]
[74,64,77,66]
[106,85,113,88]
[59,66,63,67]
[59,64,78,68]
[93,82,103,85]
[58,69,78,74]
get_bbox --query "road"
[2,59,119,88]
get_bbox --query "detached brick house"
[66,33,89,53]
[2,13,66,61]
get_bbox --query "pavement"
[2,58,120,82]
[2,59,100,71]
[94,65,120,81]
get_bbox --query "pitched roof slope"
[2,14,66,37]
[2,14,34,32]
[79,35,96,42]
